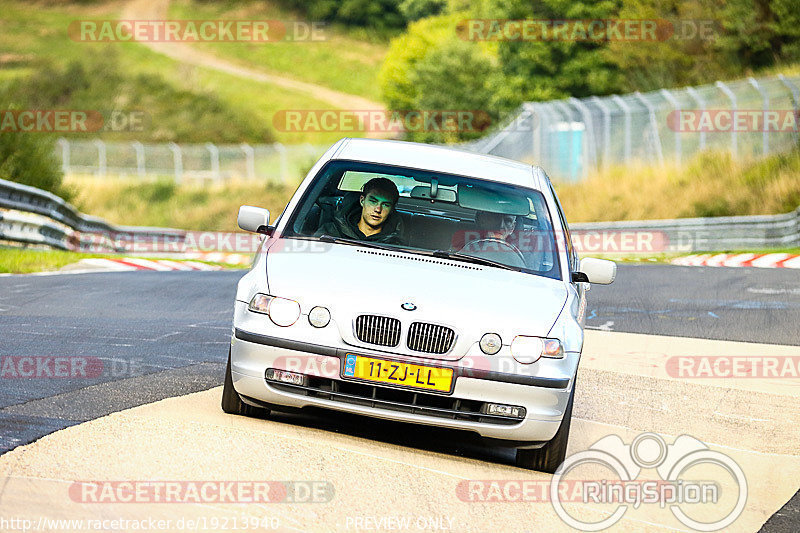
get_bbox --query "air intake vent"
[407,322,455,354]
[355,315,401,347]
[356,249,482,270]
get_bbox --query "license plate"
[342,354,453,393]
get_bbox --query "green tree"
[407,39,497,142]
[479,0,623,111]
[399,0,447,21]
[379,14,463,111]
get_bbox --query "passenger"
[315,177,404,244]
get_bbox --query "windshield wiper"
[317,234,408,253]
[431,250,520,271]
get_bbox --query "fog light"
[308,306,331,328]
[483,403,526,418]
[480,333,502,355]
[265,368,308,386]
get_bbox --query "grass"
[0,248,111,274]
[0,0,365,144]
[555,148,800,222]
[0,247,240,274]
[168,0,390,102]
[65,176,299,231]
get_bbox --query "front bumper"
[230,328,577,445]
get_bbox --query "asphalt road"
[0,264,797,531]
[1,264,799,454]
[585,264,800,345]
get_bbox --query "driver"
[458,211,525,264]
[315,177,404,244]
[475,211,516,241]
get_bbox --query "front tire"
[515,375,576,473]
[221,348,269,417]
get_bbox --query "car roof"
[331,138,540,189]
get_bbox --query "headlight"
[308,306,331,328]
[511,336,564,364]
[248,293,301,327]
[480,333,502,355]
[511,336,544,364]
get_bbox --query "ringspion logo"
[550,433,747,531]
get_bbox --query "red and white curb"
[181,252,251,266]
[672,253,800,268]
[79,258,222,271]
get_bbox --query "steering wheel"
[458,238,526,265]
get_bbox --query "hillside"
[0,0,389,144]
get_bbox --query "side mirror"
[573,257,616,285]
[238,206,271,234]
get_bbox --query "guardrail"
[0,177,185,252]
[571,206,800,252]
[1,176,798,255]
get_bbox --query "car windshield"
[283,160,562,280]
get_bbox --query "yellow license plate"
[342,354,453,393]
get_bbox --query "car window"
[283,160,562,280]
[546,179,576,273]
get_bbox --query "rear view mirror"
[238,206,271,234]
[409,185,456,203]
[574,257,616,284]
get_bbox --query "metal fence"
[56,139,328,183]
[464,74,800,181]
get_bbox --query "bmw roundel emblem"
[401,302,417,311]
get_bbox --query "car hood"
[266,241,567,359]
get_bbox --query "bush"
[0,128,66,198]
[0,84,67,198]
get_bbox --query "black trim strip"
[267,381,522,424]
[235,329,338,357]
[234,328,570,389]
